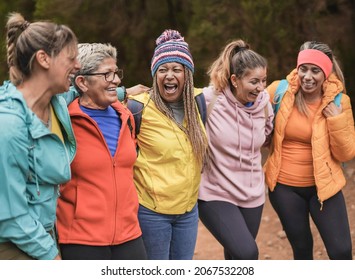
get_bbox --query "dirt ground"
[193,152,355,260]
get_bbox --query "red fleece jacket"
[56,99,141,245]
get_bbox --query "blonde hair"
[6,12,78,85]
[296,41,345,116]
[151,67,208,165]
[208,39,267,91]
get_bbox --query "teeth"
[165,85,177,93]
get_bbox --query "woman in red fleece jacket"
[56,43,147,260]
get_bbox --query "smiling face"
[297,63,325,96]
[50,44,81,93]
[230,66,267,104]
[156,62,185,103]
[79,57,121,109]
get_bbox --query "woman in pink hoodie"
[198,39,274,260]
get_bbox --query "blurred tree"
[0,0,36,81]
[34,0,192,86]
[0,0,353,99]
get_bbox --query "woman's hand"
[323,102,342,118]
[126,84,150,96]
[54,254,62,260]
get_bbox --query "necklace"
[40,106,52,129]
[41,119,50,128]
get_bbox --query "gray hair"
[76,43,117,74]
[72,43,117,93]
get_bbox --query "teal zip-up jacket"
[0,80,76,260]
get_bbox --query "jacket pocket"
[27,184,57,229]
[74,184,107,222]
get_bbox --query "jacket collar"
[68,98,129,121]
[286,68,343,102]
[222,85,270,113]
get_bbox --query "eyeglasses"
[83,69,123,82]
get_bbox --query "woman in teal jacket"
[0,13,80,260]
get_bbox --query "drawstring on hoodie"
[250,113,255,188]
[236,113,242,169]
[236,107,257,188]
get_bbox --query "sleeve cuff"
[116,86,127,102]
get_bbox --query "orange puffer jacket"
[264,69,355,206]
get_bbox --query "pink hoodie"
[199,85,274,208]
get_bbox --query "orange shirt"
[278,100,321,187]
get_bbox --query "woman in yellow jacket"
[127,29,208,260]
[264,41,355,259]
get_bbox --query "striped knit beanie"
[151,29,194,77]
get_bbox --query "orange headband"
[297,49,333,78]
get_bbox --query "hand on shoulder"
[322,102,342,118]
[126,84,150,96]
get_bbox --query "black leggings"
[269,183,352,260]
[198,200,263,260]
[60,236,147,260]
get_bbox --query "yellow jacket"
[264,69,355,204]
[129,90,204,214]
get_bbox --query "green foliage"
[0,0,354,97]
[0,0,36,81]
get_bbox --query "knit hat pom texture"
[150,29,194,76]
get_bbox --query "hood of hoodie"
[286,68,344,101]
[222,86,270,175]
[222,85,270,114]
[199,85,272,207]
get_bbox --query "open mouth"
[164,84,178,94]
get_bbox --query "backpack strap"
[126,99,144,136]
[195,93,207,126]
[206,88,219,120]
[126,115,134,137]
[273,79,288,115]
[127,93,207,136]
[334,92,342,107]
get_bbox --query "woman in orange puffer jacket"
[264,41,355,260]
